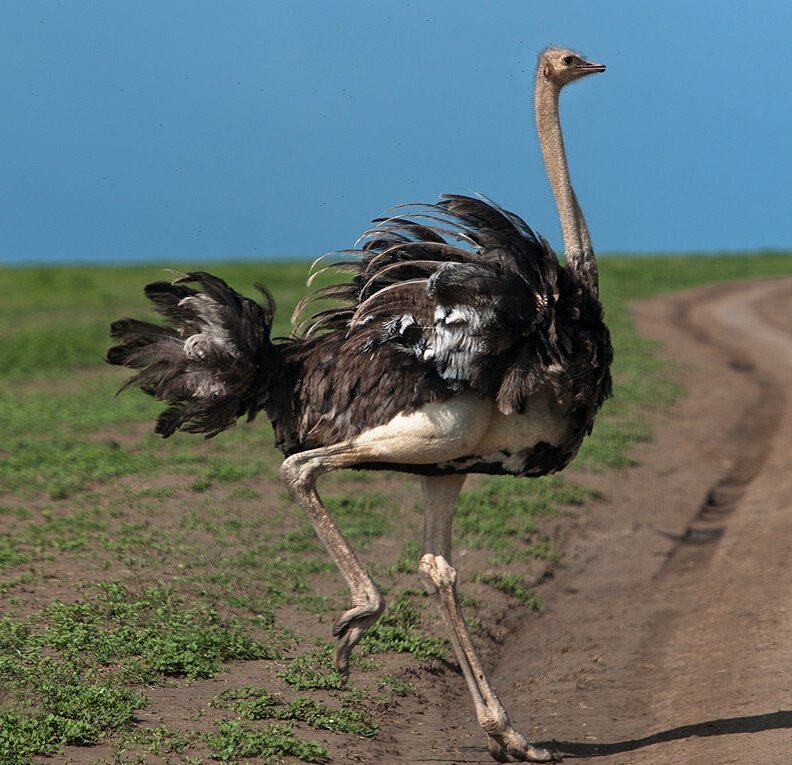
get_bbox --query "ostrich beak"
[578,60,606,74]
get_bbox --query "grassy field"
[0,253,790,764]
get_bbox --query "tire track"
[619,278,792,765]
[661,282,786,574]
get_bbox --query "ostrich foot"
[331,597,385,680]
[487,730,559,762]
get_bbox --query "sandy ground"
[391,276,792,764]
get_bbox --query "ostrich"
[108,48,612,762]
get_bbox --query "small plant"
[212,686,378,736]
[126,724,192,755]
[0,583,284,763]
[389,539,421,574]
[361,593,446,660]
[41,583,281,679]
[278,645,345,690]
[325,493,390,545]
[0,685,146,763]
[204,719,328,763]
[474,572,542,611]
[378,673,418,697]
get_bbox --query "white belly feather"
[475,388,569,452]
[348,388,571,473]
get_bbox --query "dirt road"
[397,277,792,764]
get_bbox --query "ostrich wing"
[344,196,564,407]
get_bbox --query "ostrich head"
[539,47,605,87]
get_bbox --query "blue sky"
[1,1,790,264]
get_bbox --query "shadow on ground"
[547,710,792,758]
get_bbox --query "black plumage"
[108,194,612,475]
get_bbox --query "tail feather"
[107,272,278,438]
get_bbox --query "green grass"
[0,262,310,378]
[327,493,391,545]
[474,572,542,610]
[212,686,378,737]
[0,583,285,762]
[0,253,790,762]
[361,592,447,661]
[454,474,593,554]
[377,673,418,697]
[275,600,448,695]
[0,689,145,764]
[204,720,328,763]
[277,644,346,691]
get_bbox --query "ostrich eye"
[562,55,575,65]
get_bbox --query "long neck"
[534,72,598,296]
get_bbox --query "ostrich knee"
[419,552,457,597]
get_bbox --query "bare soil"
[388,277,792,764]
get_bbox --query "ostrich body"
[108,48,612,762]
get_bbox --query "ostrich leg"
[280,448,385,678]
[419,475,557,763]
[279,393,491,678]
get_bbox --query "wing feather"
[290,194,578,412]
